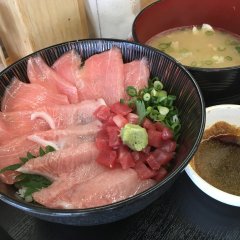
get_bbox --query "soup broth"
[147,24,240,68]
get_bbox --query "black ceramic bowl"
[0,39,205,226]
[132,0,240,106]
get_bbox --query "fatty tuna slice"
[17,142,99,181]
[52,50,81,86]
[0,136,39,170]
[40,168,156,209]
[124,58,149,98]
[33,160,107,207]
[27,56,78,103]
[1,78,69,112]
[28,120,102,149]
[76,48,125,105]
[0,121,100,184]
[0,121,101,184]
[0,111,50,144]
[0,99,105,143]
[41,98,106,128]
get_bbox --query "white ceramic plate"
[185,104,240,207]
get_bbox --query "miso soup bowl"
[0,39,205,226]
[185,104,240,207]
[133,0,240,106]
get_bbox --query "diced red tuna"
[106,126,121,148]
[153,167,168,182]
[143,118,156,130]
[134,161,156,180]
[160,140,177,153]
[112,114,128,128]
[110,102,132,116]
[146,154,161,171]
[147,129,162,148]
[94,105,111,121]
[52,50,81,86]
[96,149,117,169]
[126,113,139,124]
[161,127,174,140]
[117,146,135,169]
[152,149,174,166]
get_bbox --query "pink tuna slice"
[41,98,106,128]
[17,142,99,181]
[52,50,81,86]
[0,136,40,170]
[1,78,69,112]
[27,120,102,149]
[37,168,156,209]
[124,58,150,98]
[27,56,78,103]
[76,48,125,105]
[0,111,50,144]
[0,99,105,142]
[0,121,102,184]
[0,120,102,184]
[33,160,108,206]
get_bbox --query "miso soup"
[146,24,240,68]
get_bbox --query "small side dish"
[185,104,240,207]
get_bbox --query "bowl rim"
[0,38,206,215]
[132,0,240,72]
[185,104,240,207]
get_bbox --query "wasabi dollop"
[120,123,148,151]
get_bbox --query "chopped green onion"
[235,46,240,54]
[158,106,169,116]
[146,106,153,113]
[120,98,125,104]
[190,61,197,67]
[158,42,171,50]
[225,56,232,61]
[204,60,213,65]
[143,93,151,101]
[149,110,159,120]
[151,89,157,97]
[226,40,239,46]
[168,95,176,101]
[217,46,226,51]
[153,80,163,91]
[126,86,137,97]
[158,90,167,98]
[179,48,189,53]
[205,31,214,36]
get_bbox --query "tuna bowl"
[132,0,240,106]
[0,39,205,226]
